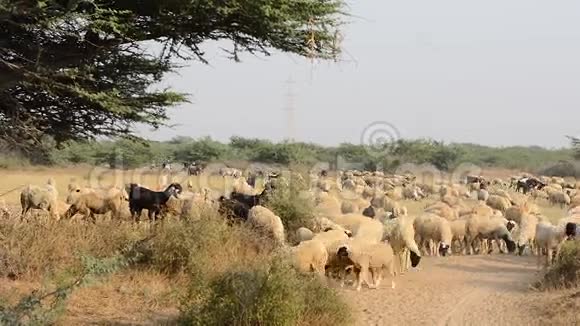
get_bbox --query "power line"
[283,76,296,143]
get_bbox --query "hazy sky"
[138,0,580,149]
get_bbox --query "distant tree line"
[1,136,574,174]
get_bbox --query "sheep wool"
[247,205,286,246]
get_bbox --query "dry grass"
[62,270,182,325]
[0,166,574,325]
[535,289,580,325]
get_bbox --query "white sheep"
[312,229,351,250]
[340,201,359,214]
[20,178,59,221]
[413,213,453,257]
[296,227,314,243]
[477,189,490,202]
[424,201,459,221]
[64,187,128,221]
[505,202,540,224]
[513,213,539,255]
[382,215,422,273]
[336,241,396,291]
[402,186,421,201]
[465,215,516,255]
[332,213,384,244]
[247,205,285,246]
[486,195,512,212]
[534,221,570,268]
[548,190,571,208]
[291,239,328,278]
[449,218,468,255]
[312,216,353,236]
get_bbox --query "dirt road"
[341,255,547,326]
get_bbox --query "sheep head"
[503,234,517,253]
[438,243,451,257]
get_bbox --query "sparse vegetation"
[0,177,351,325]
[180,257,351,326]
[539,240,580,289]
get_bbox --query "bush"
[538,161,580,178]
[0,219,142,279]
[144,210,274,276]
[263,173,316,244]
[539,240,580,289]
[179,257,352,326]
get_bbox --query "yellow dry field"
[0,166,243,206]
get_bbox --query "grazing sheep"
[513,214,539,255]
[470,203,500,218]
[219,167,242,178]
[342,179,357,191]
[449,218,468,255]
[313,229,352,250]
[315,194,342,216]
[530,188,549,200]
[465,215,517,255]
[371,195,407,218]
[425,201,459,221]
[128,183,183,222]
[477,189,490,202]
[336,241,396,291]
[490,189,513,202]
[402,186,422,201]
[341,201,359,214]
[385,187,403,201]
[382,215,422,273]
[291,239,328,278]
[64,187,128,222]
[20,178,59,221]
[296,227,315,243]
[534,221,571,268]
[505,202,540,224]
[247,205,286,246]
[332,213,384,244]
[413,214,453,257]
[548,190,571,208]
[311,216,353,237]
[486,195,513,212]
[231,177,257,195]
[570,195,580,209]
[442,194,465,207]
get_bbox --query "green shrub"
[179,257,352,326]
[141,209,275,277]
[264,173,316,244]
[540,240,580,289]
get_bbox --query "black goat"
[566,222,578,240]
[362,205,375,218]
[218,196,250,224]
[516,178,546,194]
[128,183,182,222]
[229,185,273,208]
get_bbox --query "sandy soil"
[340,255,549,326]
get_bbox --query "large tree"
[0,0,344,153]
[568,136,580,160]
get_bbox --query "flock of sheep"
[9,168,580,292]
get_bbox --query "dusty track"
[340,255,547,326]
